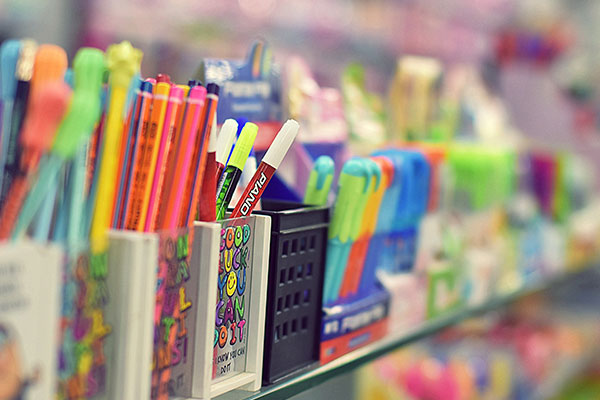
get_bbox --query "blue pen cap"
[0,40,22,101]
[313,155,334,190]
[372,151,403,233]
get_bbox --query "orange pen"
[0,83,71,239]
[128,82,170,231]
[179,83,218,226]
[123,79,156,229]
[153,84,189,230]
[341,156,394,297]
[156,85,206,230]
[144,85,184,232]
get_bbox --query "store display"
[2,1,600,396]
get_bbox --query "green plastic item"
[228,123,258,169]
[348,158,381,240]
[448,145,516,212]
[328,158,371,242]
[304,155,334,206]
[52,47,105,159]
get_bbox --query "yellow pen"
[90,41,142,252]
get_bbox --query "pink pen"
[156,85,206,230]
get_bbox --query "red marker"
[197,115,217,222]
[230,119,299,218]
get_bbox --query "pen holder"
[252,200,329,385]
[105,231,158,400]
[0,241,63,400]
[172,215,271,399]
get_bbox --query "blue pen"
[390,150,430,272]
[112,78,145,228]
[1,39,36,206]
[117,80,153,228]
[0,40,22,197]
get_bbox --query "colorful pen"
[12,48,105,239]
[230,119,300,218]
[343,156,392,297]
[215,122,258,220]
[90,41,142,252]
[145,85,184,231]
[129,81,170,231]
[120,80,153,228]
[181,83,218,226]
[156,85,206,229]
[215,119,238,181]
[112,78,144,228]
[0,40,22,197]
[0,82,71,239]
[0,39,36,205]
[303,155,335,206]
[322,158,373,305]
[197,114,218,222]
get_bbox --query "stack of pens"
[0,38,300,249]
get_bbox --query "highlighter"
[322,158,372,305]
[303,155,335,206]
[343,156,392,297]
[215,122,258,220]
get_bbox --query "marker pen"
[215,119,238,181]
[215,122,258,220]
[230,119,299,218]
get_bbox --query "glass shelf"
[215,265,595,400]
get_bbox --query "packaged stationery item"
[198,41,282,151]
[388,55,443,141]
[0,241,62,400]
[341,63,387,154]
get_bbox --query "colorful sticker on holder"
[57,247,111,400]
[151,228,192,400]
[0,242,62,400]
[214,217,255,380]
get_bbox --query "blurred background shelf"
[212,264,597,400]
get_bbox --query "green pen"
[12,48,105,239]
[323,158,375,304]
[304,155,334,206]
[215,122,258,220]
